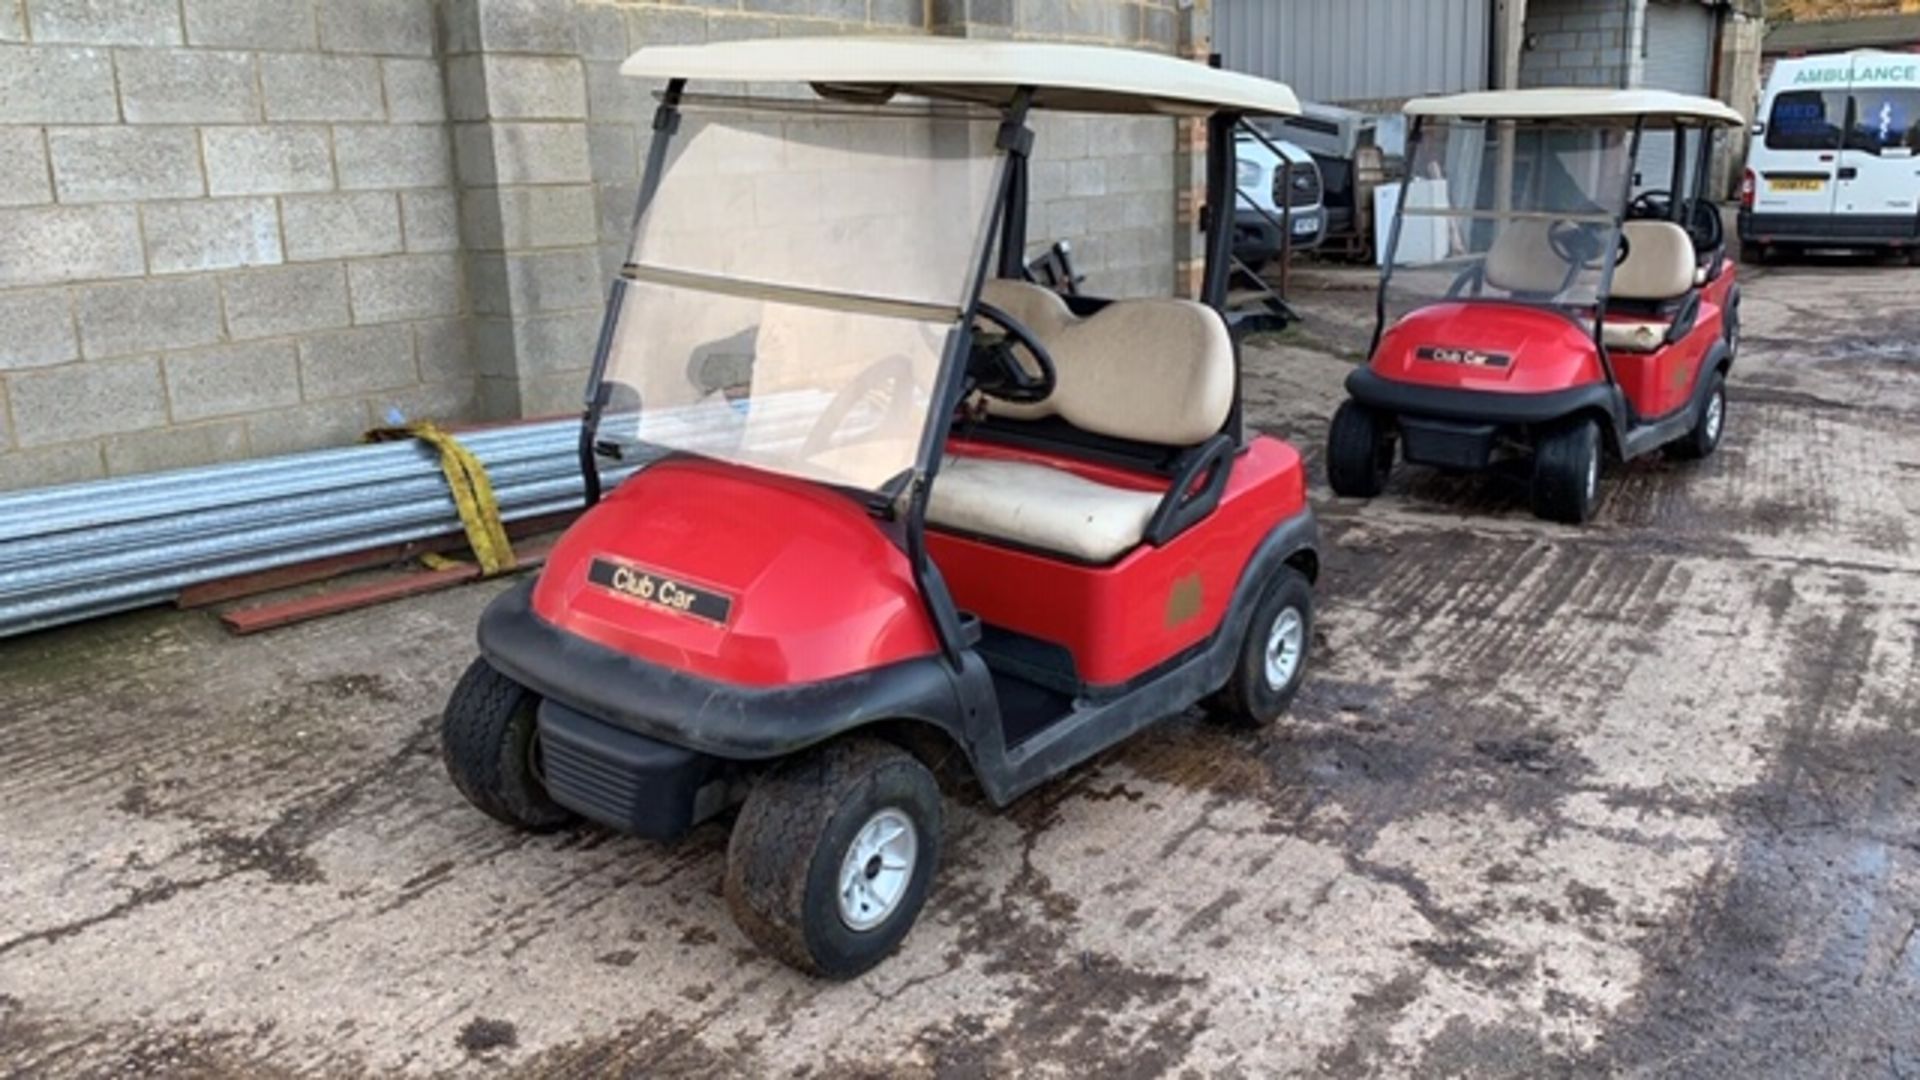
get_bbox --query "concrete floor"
[2,259,1917,1077]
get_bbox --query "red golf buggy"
[1327,90,1746,523]
[439,38,1321,977]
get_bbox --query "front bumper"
[1234,207,1324,262]
[478,580,961,761]
[1739,210,1920,248]
[1346,368,1618,430]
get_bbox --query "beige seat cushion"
[1601,319,1669,353]
[1485,219,1700,303]
[928,454,1162,563]
[976,280,1233,445]
[1484,219,1568,293]
[1613,221,1696,301]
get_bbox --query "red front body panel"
[927,435,1308,688]
[533,457,937,687]
[1373,302,1605,393]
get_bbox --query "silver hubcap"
[1705,391,1724,443]
[1263,607,1305,690]
[837,808,917,932]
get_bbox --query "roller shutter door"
[1638,1,1716,193]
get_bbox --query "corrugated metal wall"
[1214,0,1493,104]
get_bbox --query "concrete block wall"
[0,0,1192,492]
[1519,0,1646,89]
[0,0,464,491]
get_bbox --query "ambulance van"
[1741,50,1920,262]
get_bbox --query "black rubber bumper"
[1346,367,1618,428]
[478,580,964,761]
[536,700,723,838]
[1738,211,1920,248]
[1233,207,1323,263]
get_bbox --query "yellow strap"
[367,423,517,577]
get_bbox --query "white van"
[1232,130,1326,269]
[1741,50,1920,262]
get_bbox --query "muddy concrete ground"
[3,260,1917,1077]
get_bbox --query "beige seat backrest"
[1483,219,1568,293]
[1612,221,1697,302]
[976,279,1233,447]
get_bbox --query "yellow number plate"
[1770,177,1825,193]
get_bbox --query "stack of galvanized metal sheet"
[0,420,635,639]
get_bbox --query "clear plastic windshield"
[597,99,1004,491]
[1385,120,1631,322]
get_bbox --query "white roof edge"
[620,38,1301,117]
[1405,88,1745,126]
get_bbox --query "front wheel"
[725,738,942,979]
[441,658,576,832]
[1530,418,1603,525]
[1666,372,1727,461]
[1326,400,1395,497]
[1207,567,1313,727]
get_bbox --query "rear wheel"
[1666,371,1727,461]
[1207,567,1313,727]
[725,738,941,979]
[441,658,576,832]
[1326,400,1395,497]
[1530,418,1602,525]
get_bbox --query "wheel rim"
[1705,390,1725,444]
[1263,607,1305,690]
[837,808,917,932]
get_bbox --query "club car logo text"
[1417,346,1512,369]
[588,558,733,625]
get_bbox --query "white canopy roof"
[620,38,1301,117]
[1405,88,1744,127]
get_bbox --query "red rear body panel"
[1605,260,1736,419]
[1372,302,1605,393]
[927,435,1307,688]
[532,457,937,687]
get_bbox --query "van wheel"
[1207,567,1313,727]
[1666,372,1727,461]
[725,738,941,979]
[1530,418,1602,525]
[441,658,576,832]
[1327,400,1395,497]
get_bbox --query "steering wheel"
[969,301,1058,405]
[1547,219,1623,268]
[1628,190,1725,263]
[799,354,920,460]
[1629,190,1672,220]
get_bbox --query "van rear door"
[1756,85,1846,219]
[1836,54,1920,237]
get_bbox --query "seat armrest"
[1144,434,1234,546]
[1664,292,1702,346]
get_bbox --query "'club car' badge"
[1417,345,1513,369]
[588,558,733,625]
